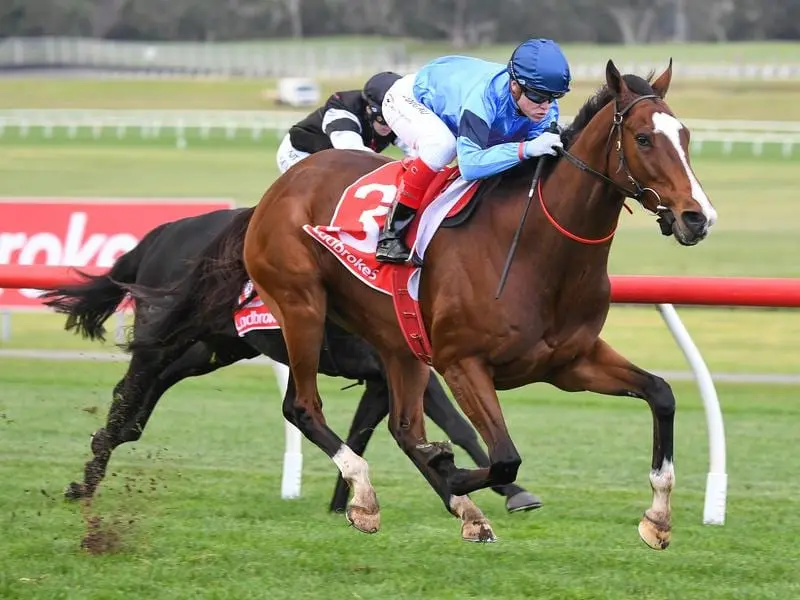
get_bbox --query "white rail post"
[115,309,126,344]
[273,359,303,499]
[656,303,727,525]
[0,310,11,341]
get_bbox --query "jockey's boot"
[376,158,438,264]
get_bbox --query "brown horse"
[242,60,717,547]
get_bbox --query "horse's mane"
[492,72,657,185]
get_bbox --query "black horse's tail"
[123,207,255,356]
[39,223,169,342]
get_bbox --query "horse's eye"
[635,134,651,147]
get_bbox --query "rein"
[539,93,664,244]
[495,94,662,297]
[536,177,617,245]
[495,139,551,299]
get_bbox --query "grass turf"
[1,357,798,599]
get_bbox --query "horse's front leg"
[440,357,522,495]
[383,353,496,542]
[547,338,675,551]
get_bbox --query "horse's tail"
[123,207,255,356]
[39,224,168,342]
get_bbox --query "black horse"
[42,208,541,513]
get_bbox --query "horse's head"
[604,59,717,246]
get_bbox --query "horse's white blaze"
[649,457,675,515]
[652,112,718,227]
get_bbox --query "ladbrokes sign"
[0,197,235,309]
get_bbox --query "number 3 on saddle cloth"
[303,158,480,365]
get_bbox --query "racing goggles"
[367,103,387,125]
[522,87,565,105]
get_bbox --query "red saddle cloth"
[303,159,479,364]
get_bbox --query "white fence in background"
[568,62,800,81]
[0,37,410,78]
[1,109,799,157]
[0,109,302,141]
[2,37,800,80]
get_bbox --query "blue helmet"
[507,38,571,96]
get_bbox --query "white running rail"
[1,110,798,158]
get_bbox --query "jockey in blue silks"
[376,38,572,264]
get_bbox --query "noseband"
[557,93,663,209]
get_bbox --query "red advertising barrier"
[0,265,107,290]
[1,265,799,310]
[0,197,235,309]
[610,275,800,308]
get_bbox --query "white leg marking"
[449,495,476,517]
[332,444,373,505]
[649,457,675,515]
[449,495,496,542]
[652,112,718,226]
[332,444,369,484]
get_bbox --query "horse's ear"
[605,59,627,98]
[652,58,673,98]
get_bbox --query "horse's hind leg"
[120,341,233,444]
[382,353,495,542]
[330,379,389,514]
[547,338,675,551]
[65,343,218,501]
[259,278,380,534]
[65,350,163,500]
[421,371,542,513]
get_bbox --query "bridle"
[557,93,663,208]
[498,92,671,296]
[535,93,675,245]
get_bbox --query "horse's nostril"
[682,211,707,236]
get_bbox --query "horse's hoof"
[329,497,348,514]
[64,482,87,501]
[506,491,543,513]
[345,505,380,534]
[461,520,497,543]
[638,512,671,550]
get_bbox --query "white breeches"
[381,74,457,171]
[276,133,311,174]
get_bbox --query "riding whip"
[495,120,560,299]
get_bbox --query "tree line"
[1,0,798,46]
